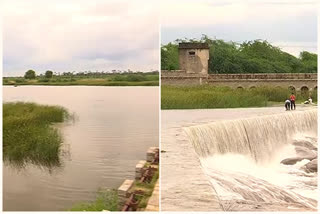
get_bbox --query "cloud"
[161,0,317,56]
[3,0,159,76]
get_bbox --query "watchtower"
[178,43,209,74]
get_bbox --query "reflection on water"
[3,86,159,211]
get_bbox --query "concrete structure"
[117,179,134,210]
[147,147,159,162]
[145,180,159,211]
[161,71,318,94]
[178,43,209,74]
[135,160,147,180]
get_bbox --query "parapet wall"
[161,70,318,90]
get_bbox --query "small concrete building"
[178,43,209,74]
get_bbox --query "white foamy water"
[185,110,318,211]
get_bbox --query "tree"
[45,70,53,78]
[24,70,36,79]
[161,35,318,74]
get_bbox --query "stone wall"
[161,71,318,91]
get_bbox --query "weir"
[184,109,318,211]
[185,109,317,164]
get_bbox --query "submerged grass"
[3,102,69,168]
[161,85,317,109]
[69,189,118,211]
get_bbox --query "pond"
[3,86,159,211]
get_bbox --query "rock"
[295,146,317,159]
[304,159,317,173]
[281,157,304,165]
[293,140,317,151]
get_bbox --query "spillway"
[185,109,318,211]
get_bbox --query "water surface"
[3,86,159,211]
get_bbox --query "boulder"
[281,156,316,165]
[293,140,317,151]
[281,157,304,165]
[304,159,317,173]
[295,146,317,159]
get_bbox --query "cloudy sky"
[3,0,159,76]
[161,0,317,57]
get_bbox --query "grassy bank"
[133,170,159,209]
[3,73,159,86]
[69,169,159,211]
[161,85,317,109]
[3,102,69,167]
[69,189,118,211]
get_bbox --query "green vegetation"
[69,189,118,211]
[45,70,53,78]
[161,35,317,74]
[69,169,159,211]
[3,71,159,86]
[24,69,36,79]
[133,169,159,209]
[3,102,69,168]
[161,85,317,109]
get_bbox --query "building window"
[189,51,195,56]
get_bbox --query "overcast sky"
[3,0,159,76]
[161,0,317,57]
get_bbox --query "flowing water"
[3,86,159,211]
[185,110,318,211]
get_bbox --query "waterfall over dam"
[186,109,317,163]
[184,109,318,211]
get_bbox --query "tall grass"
[3,102,69,168]
[161,85,316,109]
[69,189,118,211]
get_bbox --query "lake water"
[3,86,159,211]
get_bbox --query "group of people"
[285,93,313,111]
[285,93,296,111]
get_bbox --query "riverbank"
[3,102,69,168]
[69,147,159,211]
[3,74,159,86]
[161,85,317,109]
[161,106,317,211]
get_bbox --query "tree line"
[161,35,317,74]
[23,70,159,79]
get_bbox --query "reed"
[3,102,69,168]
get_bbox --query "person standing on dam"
[290,93,296,110]
[285,99,291,111]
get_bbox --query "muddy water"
[3,86,159,211]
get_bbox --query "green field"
[3,102,70,168]
[161,85,317,109]
[3,73,159,86]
